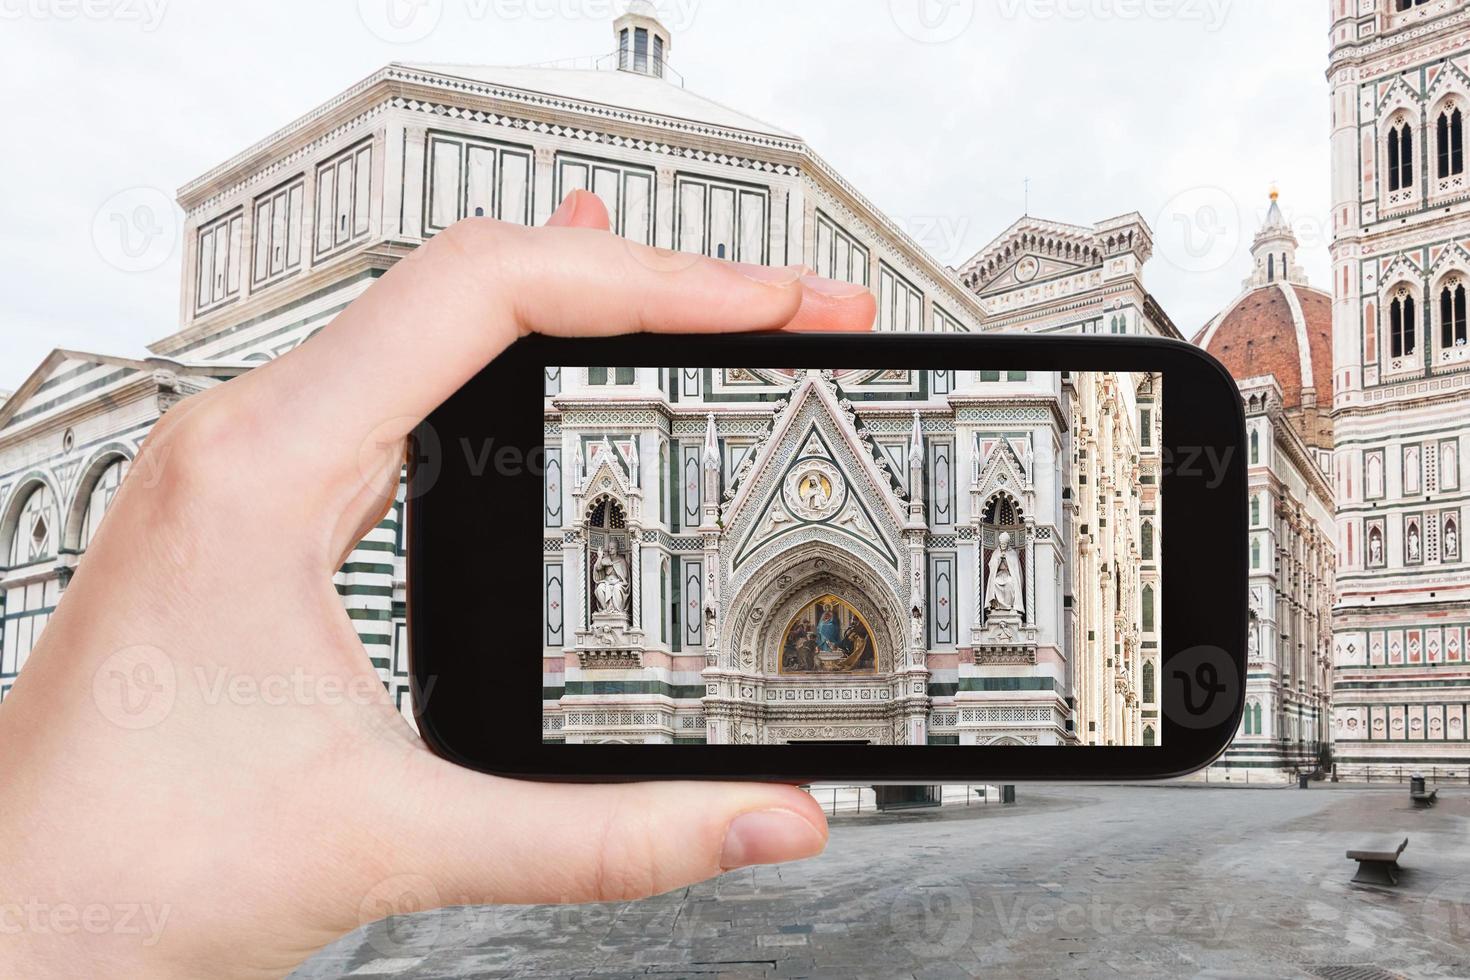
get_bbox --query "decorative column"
[902,412,930,745]
[699,413,728,743]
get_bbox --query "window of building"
[878,263,924,332]
[1390,286,1418,358]
[79,459,129,551]
[814,211,870,286]
[588,367,636,386]
[1140,408,1152,448]
[1441,279,1469,348]
[556,154,655,245]
[194,209,244,313]
[315,140,373,257]
[618,28,630,69]
[1142,725,1156,747]
[425,133,533,232]
[1142,660,1155,703]
[652,35,664,78]
[251,177,305,288]
[1251,495,1261,526]
[6,485,55,567]
[1251,538,1262,569]
[1250,429,1260,464]
[1387,118,1414,193]
[634,27,648,72]
[1438,105,1465,179]
[674,174,769,263]
[1141,521,1154,560]
[1141,585,1155,632]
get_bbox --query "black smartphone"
[407,333,1247,782]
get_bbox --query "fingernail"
[735,262,803,286]
[801,275,871,298]
[720,809,826,870]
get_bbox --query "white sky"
[0,0,1330,391]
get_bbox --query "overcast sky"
[0,0,1329,391]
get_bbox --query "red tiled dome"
[1193,281,1334,411]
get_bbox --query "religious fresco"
[779,594,877,674]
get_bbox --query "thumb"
[379,761,829,906]
[545,189,612,230]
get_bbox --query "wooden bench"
[1346,838,1408,887]
[1412,787,1439,808]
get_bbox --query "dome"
[1194,279,1333,412]
[1193,192,1333,451]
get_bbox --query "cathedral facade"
[545,366,1160,745]
[0,4,1171,751]
[1328,0,1470,770]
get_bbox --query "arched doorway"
[707,541,915,745]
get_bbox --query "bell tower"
[614,1,672,79]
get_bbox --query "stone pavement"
[292,785,1470,979]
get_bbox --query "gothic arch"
[725,538,905,677]
[61,443,135,553]
[0,470,63,569]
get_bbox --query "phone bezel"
[408,333,1247,782]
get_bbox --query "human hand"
[0,190,876,978]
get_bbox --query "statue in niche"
[592,546,630,616]
[1446,518,1459,559]
[985,531,1024,618]
[1407,522,1422,563]
[1368,525,1384,566]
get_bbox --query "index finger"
[249,206,875,464]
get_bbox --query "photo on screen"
[541,368,1162,746]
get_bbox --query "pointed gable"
[721,371,909,596]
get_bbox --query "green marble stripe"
[335,584,393,598]
[339,562,394,576]
[560,680,706,698]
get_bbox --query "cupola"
[614,1,672,79]
[1245,189,1305,289]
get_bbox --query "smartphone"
[407,333,1247,782]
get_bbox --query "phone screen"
[541,366,1164,748]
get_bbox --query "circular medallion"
[1015,256,1040,283]
[782,458,846,521]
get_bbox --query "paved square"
[293,785,1470,979]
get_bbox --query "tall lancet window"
[1388,119,1415,192]
[1390,286,1418,358]
[1442,279,1469,348]
[1438,106,1465,179]
[1268,254,1275,282]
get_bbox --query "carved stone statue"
[592,546,630,616]
[984,531,1024,618]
